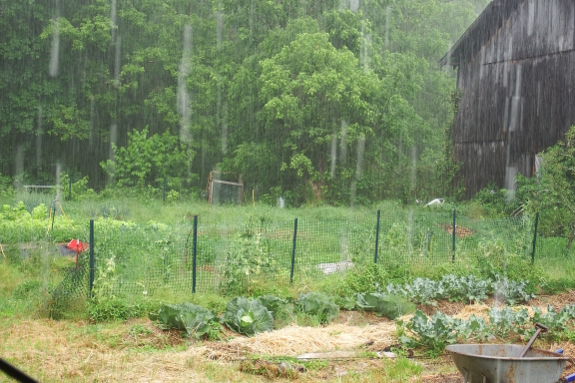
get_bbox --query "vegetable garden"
[3,198,575,382]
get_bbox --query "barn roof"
[439,0,525,67]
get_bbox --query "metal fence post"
[68,176,72,201]
[192,215,198,293]
[89,220,95,296]
[290,218,298,284]
[452,209,456,262]
[163,177,166,204]
[374,210,381,264]
[532,212,539,264]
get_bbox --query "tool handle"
[519,329,541,357]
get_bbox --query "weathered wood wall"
[453,0,575,197]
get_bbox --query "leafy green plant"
[59,173,94,201]
[296,292,339,324]
[257,295,293,321]
[149,302,221,339]
[386,277,445,306]
[222,297,274,336]
[333,263,390,296]
[220,220,279,295]
[488,307,530,338]
[355,292,415,319]
[87,297,147,322]
[12,280,43,299]
[100,126,190,190]
[441,274,489,303]
[399,310,459,357]
[492,276,535,305]
[531,304,575,335]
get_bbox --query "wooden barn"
[441,0,575,198]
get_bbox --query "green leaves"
[385,274,535,306]
[100,126,190,189]
[220,222,279,296]
[296,292,339,324]
[222,297,274,336]
[355,292,415,319]
[149,303,220,339]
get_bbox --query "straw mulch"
[530,290,575,308]
[1,319,202,382]
[189,321,398,361]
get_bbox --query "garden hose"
[58,201,75,231]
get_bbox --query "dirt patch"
[530,290,575,308]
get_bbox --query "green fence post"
[68,176,72,201]
[452,209,456,262]
[532,212,539,264]
[163,177,166,204]
[374,210,381,264]
[89,220,95,296]
[290,218,298,284]
[192,215,198,293]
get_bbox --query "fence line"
[41,210,545,306]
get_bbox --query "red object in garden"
[67,239,89,252]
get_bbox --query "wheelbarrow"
[446,323,570,383]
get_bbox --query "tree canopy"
[0,0,489,204]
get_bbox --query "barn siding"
[453,0,575,197]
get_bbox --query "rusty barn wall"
[454,0,575,197]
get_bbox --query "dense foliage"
[0,0,489,204]
[399,304,575,356]
[386,275,535,306]
[149,302,221,339]
[222,296,275,336]
[518,126,575,237]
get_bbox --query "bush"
[100,126,191,190]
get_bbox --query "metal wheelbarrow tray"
[446,344,570,383]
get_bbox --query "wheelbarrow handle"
[519,323,548,358]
